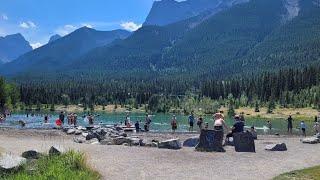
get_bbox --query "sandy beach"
[0,128,320,180]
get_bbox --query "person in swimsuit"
[171,115,178,134]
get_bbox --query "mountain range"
[0,33,32,64]
[1,27,131,75]
[1,0,320,82]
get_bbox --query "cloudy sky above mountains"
[0,0,159,48]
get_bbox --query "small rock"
[49,146,65,155]
[151,142,158,147]
[73,137,86,144]
[302,137,319,144]
[183,137,199,147]
[67,129,75,135]
[158,139,181,150]
[100,138,114,145]
[74,130,82,135]
[265,143,287,151]
[89,138,100,145]
[123,143,130,146]
[21,150,41,159]
[0,154,26,172]
[113,137,131,145]
[82,132,89,138]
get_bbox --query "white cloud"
[30,42,42,49]
[1,14,8,20]
[120,21,142,31]
[55,24,77,36]
[19,21,37,29]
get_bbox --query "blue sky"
[0,0,157,48]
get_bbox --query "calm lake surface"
[1,112,316,135]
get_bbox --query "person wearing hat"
[171,115,178,133]
[225,115,245,143]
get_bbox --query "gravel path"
[0,129,320,180]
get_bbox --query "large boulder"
[21,150,41,159]
[233,132,256,153]
[49,146,65,155]
[196,130,225,152]
[158,139,181,150]
[265,143,287,151]
[302,137,319,144]
[0,154,26,172]
[183,137,199,147]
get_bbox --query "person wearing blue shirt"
[188,112,195,132]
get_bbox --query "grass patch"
[273,165,320,180]
[1,151,101,180]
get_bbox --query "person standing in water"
[300,121,307,137]
[171,115,178,134]
[287,115,293,134]
[145,114,152,131]
[59,111,65,124]
[44,114,49,123]
[267,120,272,134]
[188,111,195,132]
[197,115,204,130]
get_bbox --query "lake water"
[0,112,316,135]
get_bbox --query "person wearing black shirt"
[287,115,293,134]
[225,115,245,143]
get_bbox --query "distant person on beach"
[197,115,204,130]
[225,115,245,143]
[125,114,131,127]
[88,114,94,125]
[267,121,272,133]
[313,122,320,135]
[135,121,140,132]
[240,112,245,122]
[287,115,293,134]
[250,126,258,139]
[59,112,65,124]
[73,113,78,126]
[213,113,228,132]
[188,112,195,132]
[145,114,152,131]
[171,115,178,133]
[300,121,307,137]
[44,115,49,123]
